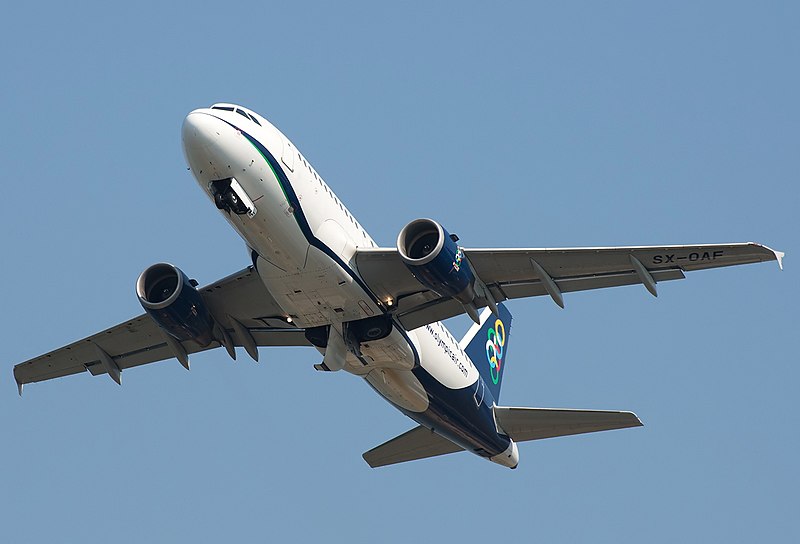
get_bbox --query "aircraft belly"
[365,368,428,413]
[358,327,415,370]
[255,246,381,328]
[404,370,511,458]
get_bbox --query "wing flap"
[363,426,464,468]
[493,406,643,443]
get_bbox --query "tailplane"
[362,426,464,468]
[493,406,643,442]
[461,303,512,402]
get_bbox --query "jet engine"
[396,218,477,305]
[136,263,216,346]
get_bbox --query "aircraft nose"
[182,110,221,151]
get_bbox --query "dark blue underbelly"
[402,366,510,458]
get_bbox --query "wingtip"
[774,250,785,270]
[626,411,644,427]
[13,368,24,396]
[361,452,379,469]
[752,243,785,270]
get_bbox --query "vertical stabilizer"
[460,303,512,402]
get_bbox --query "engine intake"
[397,218,476,304]
[137,263,216,346]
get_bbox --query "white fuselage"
[182,104,516,468]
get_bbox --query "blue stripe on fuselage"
[211,115,384,308]
[210,115,508,457]
[403,367,510,458]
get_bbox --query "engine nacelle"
[397,218,476,304]
[136,263,216,346]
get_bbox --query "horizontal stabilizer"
[363,426,464,468]
[493,406,643,442]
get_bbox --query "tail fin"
[460,303,512,403]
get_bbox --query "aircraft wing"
[362,425,464,468]
[13,266,309,393]
[355,243,784,330]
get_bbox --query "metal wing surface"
[362,425,464,468]
[355,243,783,330]
[13,266,309,392]
[493,406,643,442]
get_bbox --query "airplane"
[12,103,784,469]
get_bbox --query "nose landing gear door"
[210,177,257,218]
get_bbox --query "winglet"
[774,249,785,271]
[16,379,23,397]
[752,243,785,270]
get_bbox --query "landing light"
[285,316,293,323]
[385,298,393,307]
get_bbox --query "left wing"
[355,243,784,330]
[13,266,309,393]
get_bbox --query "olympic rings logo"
[485,318,506,384]
[452,247,464,272]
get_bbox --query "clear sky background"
[1,2,797,542]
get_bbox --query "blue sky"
[1,2,797,542]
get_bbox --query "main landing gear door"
[210,177,257,218]
[281,139,295,172]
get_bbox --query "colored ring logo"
[485,318,506,384]
[452,247,464,272]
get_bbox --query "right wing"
[13,266,309,392]
[355,242,783,330]
[493,406,643,442]
[362,425,464,468]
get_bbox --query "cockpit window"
[211,105,262,126]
